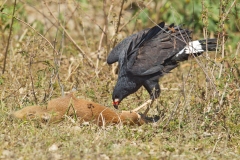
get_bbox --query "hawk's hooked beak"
[113,99,120,109]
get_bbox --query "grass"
[1,118,239,159]
[0,0,240,159]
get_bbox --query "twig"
[43,0,95,68]
[163,94,181,129]
[29,50,38,104]
[119,10,140,32]
[202,1,211,96]
[218,32,225,79]
[112,0,125,48]
[211,133,222,154]
[106,2,113,53]
[83,14,106,34]
[102,0,108,51]
[219,77,229,107]
[109,0,125,77]
[217,0,235,78]
[132,99,152,112]
[2,0,17,74]
[95,0,109,77]
[219,50,239,106]
[65,98,78,121]
[161,88,179,91]
[221,0,237,22]
[65,62,80,81]
[0,0,7,12]
[218,0,225,79]
[55,3,65,97]
[95,25,106,77]
[191,54,217,91]
[236,42,240,56]
[97,108,109,128]
[118,0,153,32]
[0,12,60,56]
[1,85,22,101]
[19,0,58,28]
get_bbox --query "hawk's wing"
[107,30,147,64]
[107,22,165,64]
[126,24,192,76]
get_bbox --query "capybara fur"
[11,93,145,126]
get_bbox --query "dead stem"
[0,12,60,56]
[119,0,155,32]
[112,0,125,48]
[95,25,106,77]
[43,0,95,68]
[29,52,38,104]
[2,0,17,74]
[54,3,65,97]
[163,95,181,129]
[132,99,152,112]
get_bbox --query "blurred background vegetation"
[1,0,239,53]
[0,0,240,159]
[0,0,239,109]
[0,0,239,120]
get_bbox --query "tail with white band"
[174,38,217,61]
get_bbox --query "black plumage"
[107,22,217,109]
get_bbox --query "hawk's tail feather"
[185,38,218,54]
[173,38,218,62]
[198,39,217,51]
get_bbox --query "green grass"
[0,0,240,159]
[1,117,240,159]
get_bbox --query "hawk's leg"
[132,78,160,117]
[142,99,154,117]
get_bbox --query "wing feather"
[107,30,148,64]
[127,24,192,76]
